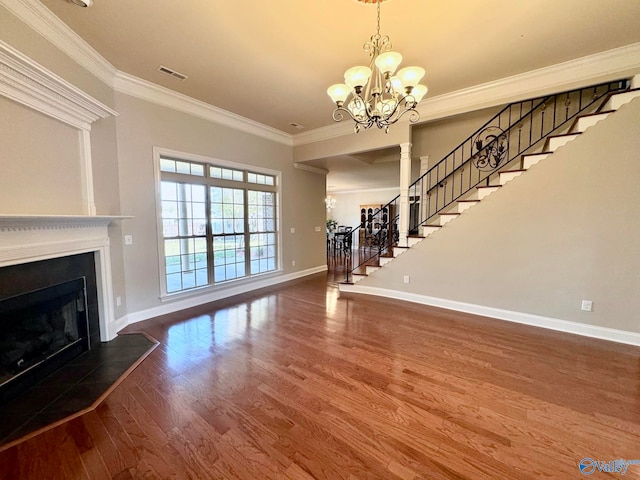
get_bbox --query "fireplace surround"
[0,215,125,345]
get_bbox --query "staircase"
[343,82,640,286]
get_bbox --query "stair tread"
[580,109,614,118]
[547,132,581,139]
[500,169,526,174]
[477,185,501,189]
[458,200,479,203]
[597,87,640,112]
[421,224,442,228]
[440,212,460,216]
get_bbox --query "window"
[157,154,279,295]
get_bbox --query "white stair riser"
[365,266,379,275]
[499,171,524,185]
[393,247,407,257]
[457,201,478,213]
[438,214,458,226]
[474,186,501,200]
[546,134,580,152]
[603,90,640,111]
[571,112,611,133]
[420,226,441,237]
[379,256,394,266]
[407,237,424,247]
[523,154,550,169]
[352,274,366,283]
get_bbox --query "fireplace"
[0,253,99,404]
[0,214,125,405]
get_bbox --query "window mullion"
[243,188,250,277]
[205,183,214,286]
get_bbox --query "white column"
[398,142,412,247]
[80,128,97,215]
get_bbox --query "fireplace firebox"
[0,253,99,405]
[0,278,90,404]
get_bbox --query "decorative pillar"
[80,129,97,215]
[398,142,412,247]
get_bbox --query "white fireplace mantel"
[0,215,131,342]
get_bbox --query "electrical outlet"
[290,227,295,234]
[292,260,296,266]
[124,235,133,245]
[315,226,321,232]
[116,296,122,307]
[581,300,593,312]
[403,275,410,284]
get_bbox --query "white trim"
[114,71,292,146]
[0,40,117,130]
[152,147,283,299]
[293,163,329,175]
[5,0,639,148]
[1,0,116,87]
[293,43,640,147]
[417,43,640,125]
[0,215,131,342]
[122,265,327,328]
[339,285,640,347]
[79,129,96,215]
[329,186,399,195]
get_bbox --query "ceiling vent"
[157,66,188,81]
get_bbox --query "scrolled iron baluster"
[471,126,508,171]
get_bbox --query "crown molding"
[0,39,117,129]
[5,0,639,149]
[329,186,399,195]
[0,0,116,87]
[293,43,640,147]
[114,71,293,146]
[416,42,640,124]
[2,0,293,145]
[293,163,328,175]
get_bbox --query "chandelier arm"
[332,106,375,129]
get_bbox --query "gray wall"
[363,97,640,333]
[0,7,326,324]
[114,93,326,314]
[412,106,501,164]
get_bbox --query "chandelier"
[325,196,336,210]
[327,0,427,133]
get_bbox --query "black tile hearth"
[0,333,157,447]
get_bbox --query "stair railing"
[343,195,400,284]
[342,79,628,284]
[408,80,628,233]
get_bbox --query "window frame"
[153,147,281,299]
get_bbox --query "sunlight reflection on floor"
[165,295,277,371]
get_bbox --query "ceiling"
[36,0,640,191]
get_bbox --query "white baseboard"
[117,265,327,332]
[339,285,640,347]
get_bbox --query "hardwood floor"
[1,259,639,479]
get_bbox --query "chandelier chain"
[327,0,427,132]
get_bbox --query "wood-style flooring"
[1,260,639,479]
